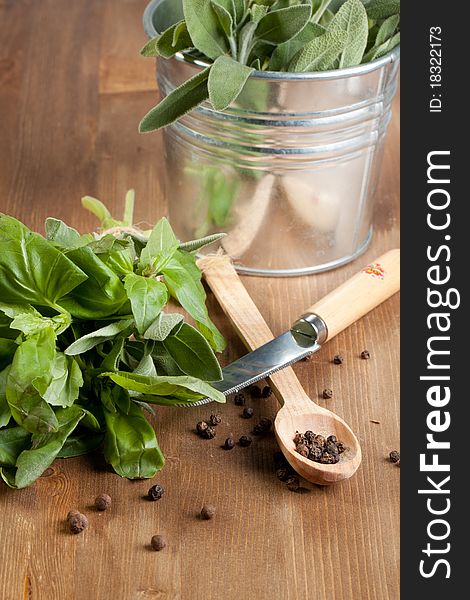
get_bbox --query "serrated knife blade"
[175,313,327,407]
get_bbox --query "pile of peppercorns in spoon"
[294,431,346,464]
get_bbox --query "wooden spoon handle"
[197,255,310,407]
[306,249,400,342]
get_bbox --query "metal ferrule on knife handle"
[290,313,328,348]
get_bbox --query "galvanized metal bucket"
[144,0,400,276]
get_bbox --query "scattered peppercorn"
[273,451,287,469]
[200,504,216,520]
[68,511,88,534]
[322,388,333,399]
[239,435,252,447]
[209,414,222,426]
[276,467,290,482]
[95,493,112,511]
[223,437,235,450]
[293,430,347,464]
[196,421,209,435]
[261,385,273,398]
[389,450,400,464]
[253,417,272,435]
[360,350,371,359]
[242,407,254,419]
[151,534,166,551]
[201,426,216,439]
[333,354,344,365]
[249,385,262,398]
[286,476,300,492]
[148,484,164,501]
[234,393,246,406]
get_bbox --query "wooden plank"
[0,0,400,598]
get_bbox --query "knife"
[177,250,400,407]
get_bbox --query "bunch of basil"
[0,193,227,488]
[140,0,400,132]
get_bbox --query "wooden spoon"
[199,249,400,485]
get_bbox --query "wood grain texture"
[0,1,400,599]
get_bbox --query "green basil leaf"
[0,366,12,428]
[0,303,71,337]
[328,0,368,68]
[102,371,225,403]
[45,218,92,248]
[103,403,164,479]
[0,467,16,487]
[163,323,222,381]
[140,66,210,132]
[0,427,31,467]
[139,217,179,273]
[57,432,104,458]
[6,328,59,434]
[211,1,234,38]
[123,274,168,335]
[0,215,88,306]
[0,340,17,371]
[209,55,254,111]
[375,13,399,46]
[162,250,226,352]
[255,5,312,45]
[60,246,129,319]
[81,196,121,229]
[41,353,83,408]
[144,312,184,342]
[14,405,85,488]
[289,29,347,71]
[270,22,325,70]
[364,0,400,20]
[79,407,103,431]
[182,0,228,60]
[65,319,133,356]
[178,232,226,253]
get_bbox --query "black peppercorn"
[196,421,209,435]
[151,534,166,551]
[201,426,216,439]
[293,432,304,445]
[389,450,400,463]
[261,385,273,398]
[249,385,262,398]
[333,354,344,365]
[234,393,245,406]
[304,430,315,443]
[95,493,112,511]
[200,504,216,520]
[325,442,339,456]
[361,350,371,359]
[223,437,235,450]
[308,446,323,461]
[242,407,254,419]
[253,417,272,435]
[286,476,300,492]
[322,388,333,399]
[274,451,288,469]
[239,435,252,447]
[336,441,346,454]
[320,452,339,464]
[313,434,326,448]
[327,435,337,444]
[209,414,222,426]
[148,484,164,501]
[68,511,88,534]
[295,443,309,457]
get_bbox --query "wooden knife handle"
[306,249,400,341]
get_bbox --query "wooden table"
[0,2,400,599]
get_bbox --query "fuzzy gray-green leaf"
[289,30,347,72]
[364,0,400,20]
[209,55,254,111]
[182,0,229,60]
[328,0,368,68]
[255,5,312,45]
[139,67,210,132]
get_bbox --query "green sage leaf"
[163,323,222,381]
[183,0,229,60]
[140,67,210,132]
[65,319,133,356]
[364,0,400,20]
[211,1,234,38]
[141,21,193,58]
[375,13,399,46]
[144,312,184,342]
[270,22,325,70]
[209,55,254,111]
[178,232,226,253]
[255,5,312,45]
[328,0,368,68]
[289,29,347,72]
